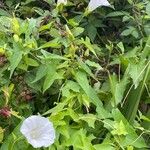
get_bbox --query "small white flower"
[20,115,55,148]
[88,0,110,12]
[57,0,67,5]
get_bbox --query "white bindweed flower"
[57,0,67,5]
[88,0,110,12]
[20,115,55,148]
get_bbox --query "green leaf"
[79,60,96,80]
[0,121,29,150]
[111,120,128,136]
[141,36,150,58]
[109,73,129,106]
[106,11,130,17]
[94,144,115,150]
[75,71,90,95]
[75,70,110,119]
[128,59,146,89]
[0,8,11,17]
[62,80,80,97]
[71,27,84,37]
[112,109,148,148]
[87,25,97,42]
[146,2,150,16]
[122,61,150,123]
[26,18,37,37]
[117,42,124,54]
[121,26,139,38]
[12,17,20,35]
[40,50,68,60]
[44,101,66,116]
[38,38,61,49]
[25,57,39,67]
[0,127,4,143]
[85,60,102,70]
[0,16,11,32]
[66,129,95,150]
[80,37,97,57]
[43,72,63,93]
[39,22,53,32]
[32,64,48,83]
[57,125,70,139]
[25,72,42,92]
[79,114,97,128]
[9,49,22,78]
[127,146,134,150]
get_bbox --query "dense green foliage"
[0,0,150,149]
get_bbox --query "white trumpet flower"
[88,0,110,12]
[20,115,55,148]
[57,0,67,5]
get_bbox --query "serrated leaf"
[111,120,128,136]
[79,114,97,128]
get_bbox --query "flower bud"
[0,107,11,118]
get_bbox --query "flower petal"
[57,0,67,5]
[20,115,55,148]
[88,0,110,12]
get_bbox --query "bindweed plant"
[0,0,150,149]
